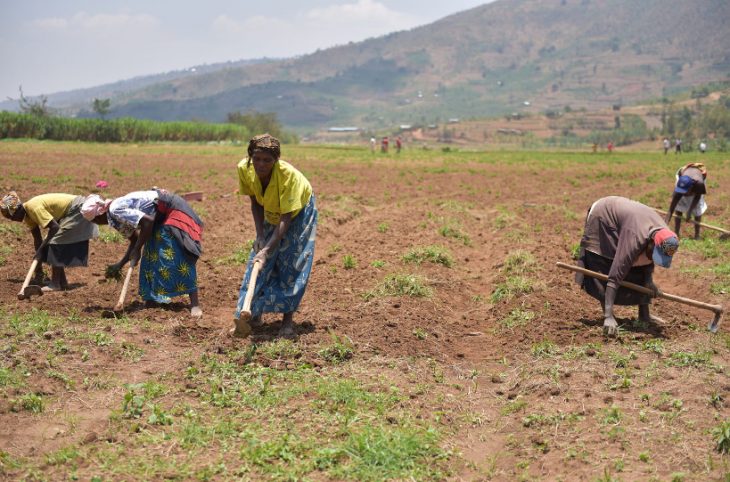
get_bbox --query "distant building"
[327,127,359,132]
[447,118,460,123]
[399,124,412,130]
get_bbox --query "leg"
[638,304,651,322]
[673,216,681,237]
[59,269,68,290]
[693,215,701,240]
[279,312,295,338]
[43,266,64,291]
[189,290,202,318]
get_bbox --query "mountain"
[6,0,730,131]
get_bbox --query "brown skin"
[2,205,65,288]
[248,149,296,334]
[666,191,702,240]
[602,240,660,336]
[91,212,200,312]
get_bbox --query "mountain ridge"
[5,0,730,131]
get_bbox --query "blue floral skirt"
[235,196,317,318]
[139,225,198,303]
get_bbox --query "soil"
[0,142,728,480]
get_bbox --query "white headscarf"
[81,194,112,221]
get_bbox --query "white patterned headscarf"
[81,194,112,220]
[0,191,21,216]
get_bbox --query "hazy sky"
[1,0,492,100]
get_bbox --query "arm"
[665,193,682,223]
[108,215,154,270]
[253,212,293,266]
[249,196,266,251]
[603,233,644,330]
[33,220,60,260]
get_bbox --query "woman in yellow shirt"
[0,191,98,291]
[232,134,318,338]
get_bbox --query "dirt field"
[0,141,728,480]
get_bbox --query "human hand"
[252,248,268,267]
[603,315,618,336]
[645,281,662,298]
[105,263,123,280]
[253,235,266,253]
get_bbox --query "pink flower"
[95,180,109,189]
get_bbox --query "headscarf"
[0,191,21,216]
[81,194,112,220]
[247,133,281,160]
[652,228,679,268]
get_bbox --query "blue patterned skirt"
[139,225,198,303]
[235,196,317,318]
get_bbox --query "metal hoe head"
[231,313,252,338]
[708,310,724,334]
[18,285,43,300]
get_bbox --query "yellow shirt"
[23,193,76,229]
[237,159,312,225]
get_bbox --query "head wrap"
[0,191,21,216]
[81,194,112,221]
[247,133,281,160]
[652,228,679,268]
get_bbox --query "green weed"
[438,225,471,245]
[98,226,124,243]
[215,241,254,265]
[402,245,453,267]
[490,276,534,302]
[318,332,355,364]
[16,393,44,413]
[711,419,730,453]
[531,340,559,358]
[498,308,535,330]
[364,274,432,300]
[343,254,357,269]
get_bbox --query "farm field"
[0,140,729,481]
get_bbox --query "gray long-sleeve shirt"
[580,196,668,290]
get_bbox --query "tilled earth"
[1,142,728,480]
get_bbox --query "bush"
[0,112,252,143]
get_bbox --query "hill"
[7,0,730,131]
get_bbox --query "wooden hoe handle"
[241,260,262,316]
[114,266,134,312]
[18,259,39,299]
[653,207,730,235]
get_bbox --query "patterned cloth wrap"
[132,191,204,303]
[235,195,317,318]
[139,224,199,303]
[0,191,21,216]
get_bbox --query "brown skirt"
[580,250,652,306]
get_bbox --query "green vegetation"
[215,241,254,265]
[98,226,124,244]
[342,254,357,269]
[0,112,250,143]
[402,245,453,267]
[364,274,432,300]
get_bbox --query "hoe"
[557,262,724,333]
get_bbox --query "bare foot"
[190,306,203,318]
[249,315,263,327]
[278,324,296,339]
